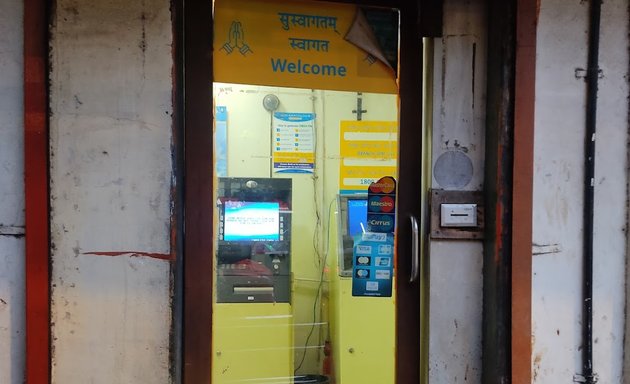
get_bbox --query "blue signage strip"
[352,232,394,297]
[366,176,397,233]
[273,112,316,122]
[215,106,228,177]
[352,176,397,297]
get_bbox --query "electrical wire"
[294,198,337,375]
[312,173,322,268]
[310,89,322,268]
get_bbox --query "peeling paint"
[532,243,562,256]
[82,251,173,261]
[533,353,542,382]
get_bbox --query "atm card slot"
[233,286,274,295]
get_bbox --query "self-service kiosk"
[328,194,396,384]
[212,177,294,383]
[216,177,292,303]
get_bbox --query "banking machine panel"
[216,177,292,303]
[212,177,294,383]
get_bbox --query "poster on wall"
[339,121,398,195]
[272,112,315,174]
[215,106,228,177]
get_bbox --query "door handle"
[409,215,419,283]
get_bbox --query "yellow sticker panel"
[274,151,315,163]
[340,121,398,193]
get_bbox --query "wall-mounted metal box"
[430,189,484,240]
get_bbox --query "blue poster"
[215,106,228,177]
[272,112,315,174]
[352,232,394,297]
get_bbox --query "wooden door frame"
[181,1,423,383]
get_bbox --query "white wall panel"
[49,1,174,382]
[428,1,486,383]
[532,1,629,382]
[0,0,25,383]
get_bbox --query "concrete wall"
[532,0,630,383]
[428,1,487,382]
[0,1,25,384]
[48,1,175,382]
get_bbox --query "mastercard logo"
[368,176,396,194]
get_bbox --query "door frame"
[181,1,423,383]
[18,1,538,384]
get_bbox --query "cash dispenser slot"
[233,286,275,295]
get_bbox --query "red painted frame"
[24,0,50,383]
[512,0,537,382]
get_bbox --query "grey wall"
[532,0,630,382]
[0,1,25,384]
[49,1,175,382]
[428,1,487,383]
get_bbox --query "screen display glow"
[347,199,367,237]
[223,201,280,241]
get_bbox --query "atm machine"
[212,177,294,383]
[328,194,396,384]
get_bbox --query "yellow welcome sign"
[214,0,398,94]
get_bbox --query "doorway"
[182,1,424,383]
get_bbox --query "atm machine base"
[212,303,294,383]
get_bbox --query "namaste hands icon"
[221,21,253,56]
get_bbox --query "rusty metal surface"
[483,0,515,383]
[182,0,214,382]
[511,0,537,382]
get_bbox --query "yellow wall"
[322,92,397,383]
[212,303,293,383]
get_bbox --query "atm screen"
[347,199,367,238]
[223,201,280,242]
